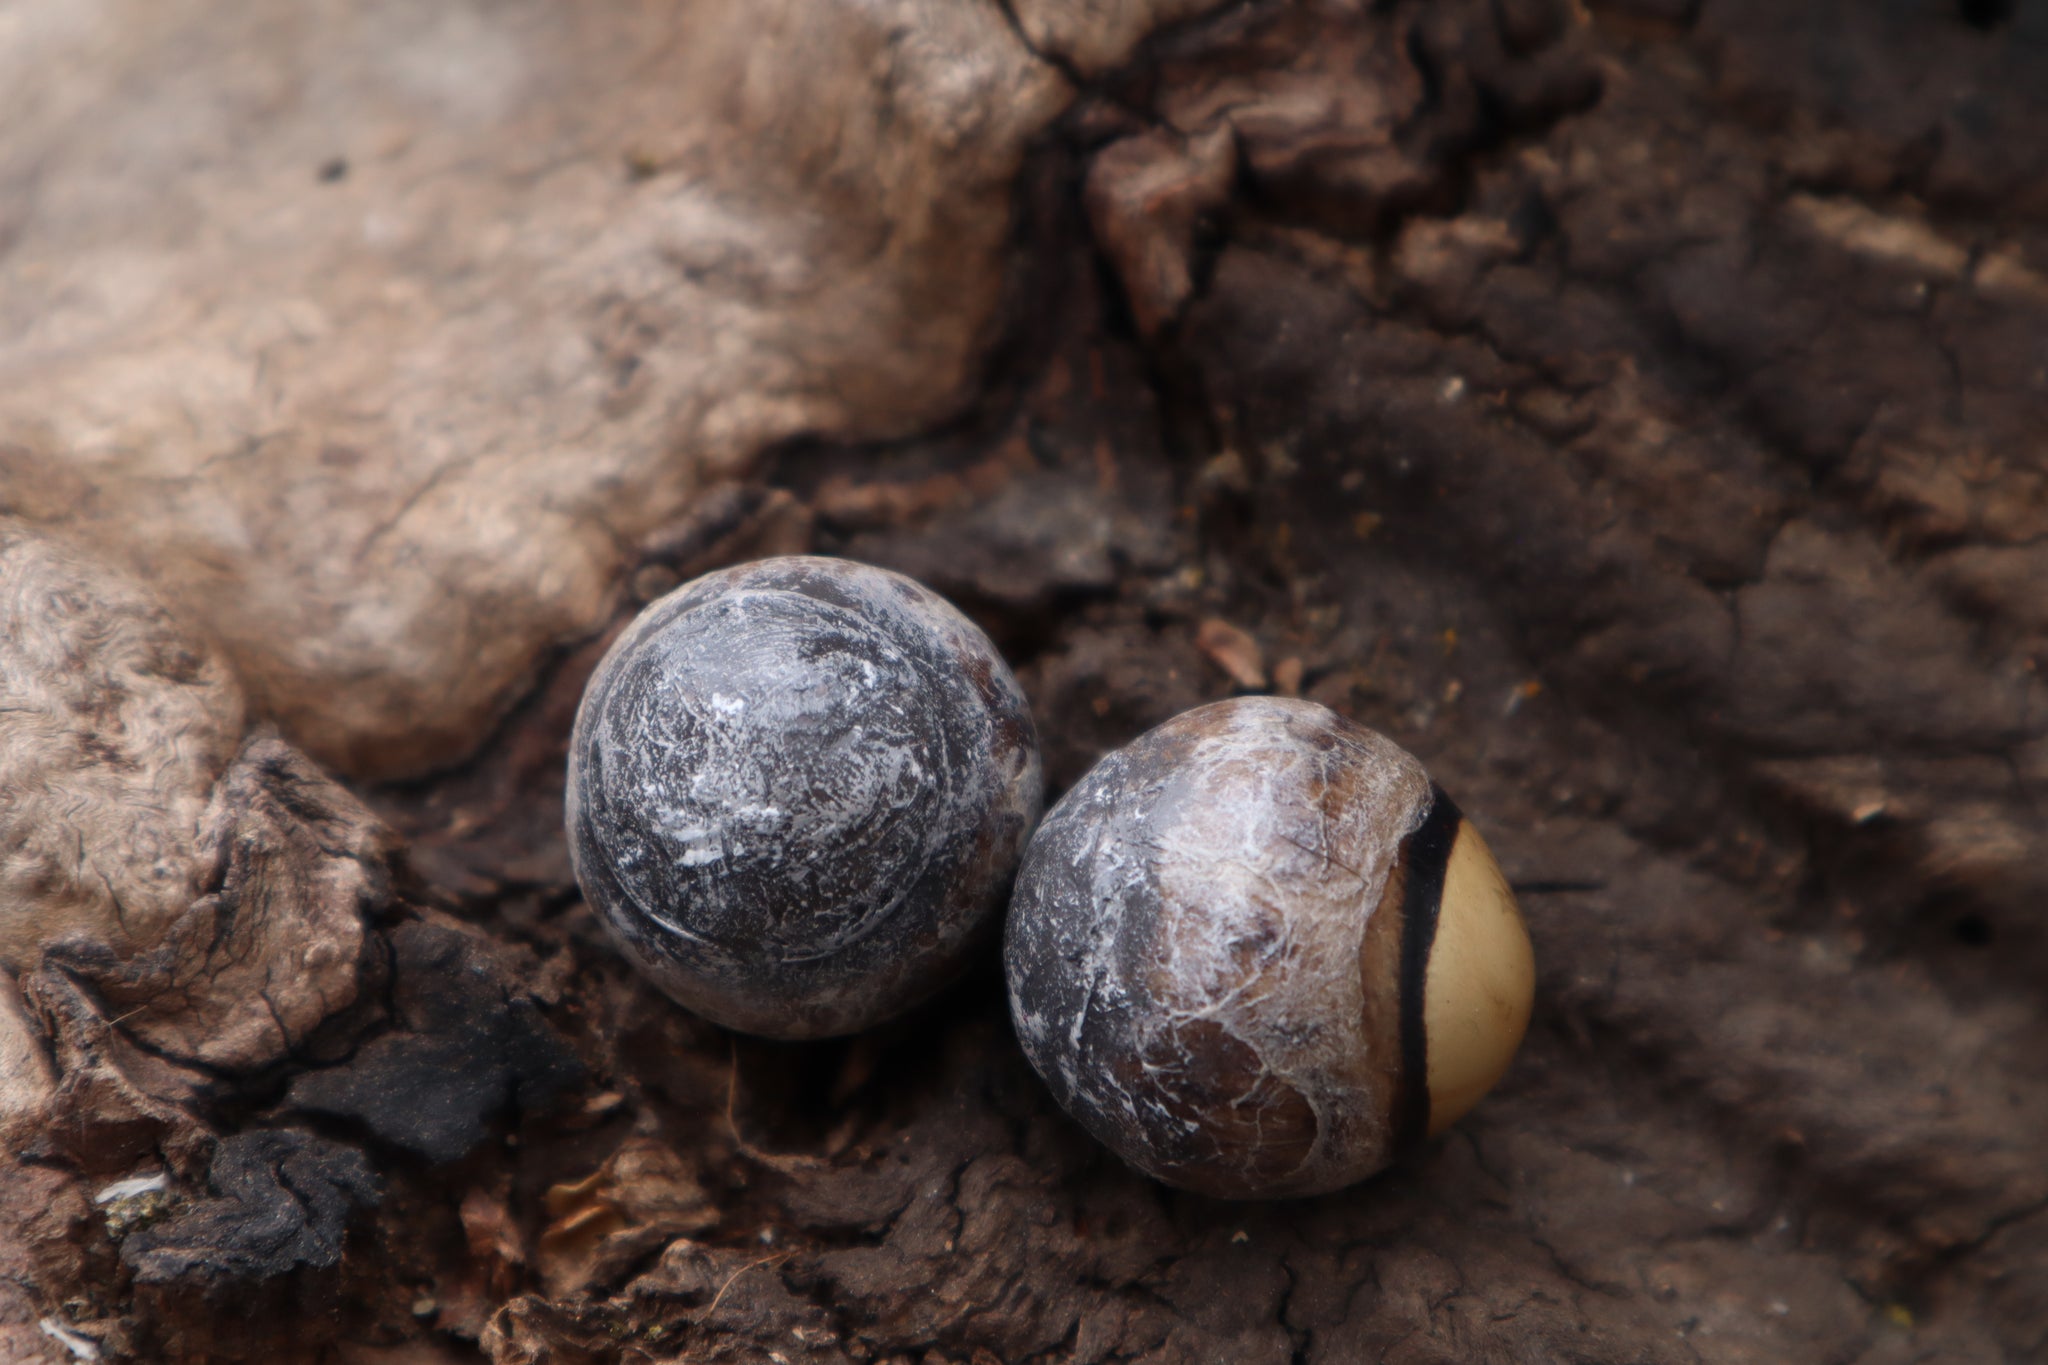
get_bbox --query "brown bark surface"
[3,1,2046,1363]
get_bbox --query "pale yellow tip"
[1423,820,1534,1136]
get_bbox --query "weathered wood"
[3,1,2045,1361]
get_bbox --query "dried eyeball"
[567,556,1041,1039]
[1004,696,1533,1198]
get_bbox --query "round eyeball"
[567,556,1042,1039]
[1003,696,1533,1198]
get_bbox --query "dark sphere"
[567,556,1041,1038]
[1004,697,1532,1198]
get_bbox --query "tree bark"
[2,1,2045,1362]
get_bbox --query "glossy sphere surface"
[568,557,1041,1038]
[1004,697,1532,1198]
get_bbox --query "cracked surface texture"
[1007,697,1445,1197]
[568,557,1041,1038]
[3,0,2047,1361]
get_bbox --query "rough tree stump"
[2,1,2044,1362]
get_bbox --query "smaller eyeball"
[566,556,1042,1039]
[1003,696,1534,1198]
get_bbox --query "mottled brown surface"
[4,0,2048,1362]
[1004,697,1438,1198]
